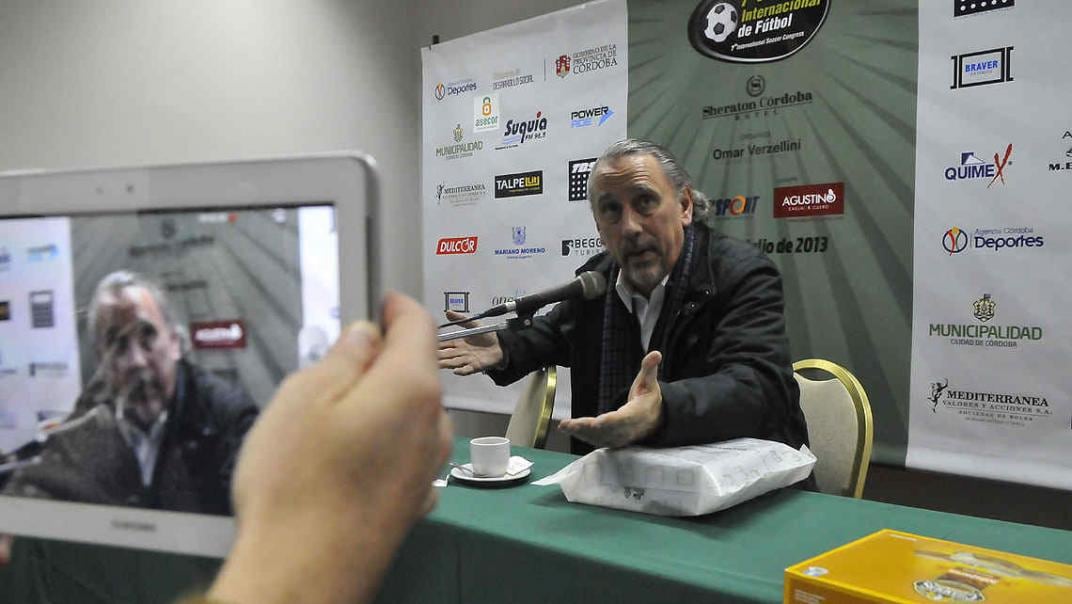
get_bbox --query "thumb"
[445,310,480,328]
[0,534,12,566]
[301,321,383,403]
[631,351,662,394]
[330,321,383,372]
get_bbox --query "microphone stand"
[437,314,534,342]
[0,456,42,476]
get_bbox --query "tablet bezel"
[0,152,379,557]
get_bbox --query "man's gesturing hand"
[436,310,504,375]
[558,351,663,449]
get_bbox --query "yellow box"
[785,529,1072,603]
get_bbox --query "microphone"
[486,271,607,318]
[441,271,606,327]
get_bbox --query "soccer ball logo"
[689,0,829,63]
[704,2,739,43]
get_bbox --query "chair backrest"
[505,366,557,449]
[792,359,873,498]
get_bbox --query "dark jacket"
[489,223,808,455]
[2,359,258,515]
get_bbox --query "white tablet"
[0,153,379,557]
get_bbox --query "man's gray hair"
[87,270,182,349]
[586,138,710,219]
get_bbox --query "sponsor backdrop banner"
[628,0,918,465]
[422,0,1070,488]
[421,0,628,416]
[908,1,1072,488]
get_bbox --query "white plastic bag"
[533,438,816,516]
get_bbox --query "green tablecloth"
[376,440,1072,603]
[2,439,1070,603]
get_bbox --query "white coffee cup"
[470,436,510,477]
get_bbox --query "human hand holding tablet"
[209,293,452,604]
[0,154,375,557]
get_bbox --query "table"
[374,439,1072,603]
[1,439,1070,603]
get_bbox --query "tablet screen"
[0,203,339,517]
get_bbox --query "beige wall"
[0,0,423,294]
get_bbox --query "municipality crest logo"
[436,126,483,160]
[494,226,545,259]
[555,54,571,78]
[972,294,995,322]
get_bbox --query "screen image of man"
[439,139,809,457]
[2,271,259,515]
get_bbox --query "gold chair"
[504,366,557,449]
[792,359,873,498]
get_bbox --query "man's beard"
[113,368,167,430]
[620,240,665,294]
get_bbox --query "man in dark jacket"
[439,139,808,455]
[2,271,258,514]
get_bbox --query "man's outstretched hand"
[558,351,663,449]
[436,310,504,375]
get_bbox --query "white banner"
[421,0,628,417]
[908,1,1072,488]
[297,206,341,368]
[0,218,82,453]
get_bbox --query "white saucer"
[450,464,531,485]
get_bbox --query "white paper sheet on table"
[533,438,816,516]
